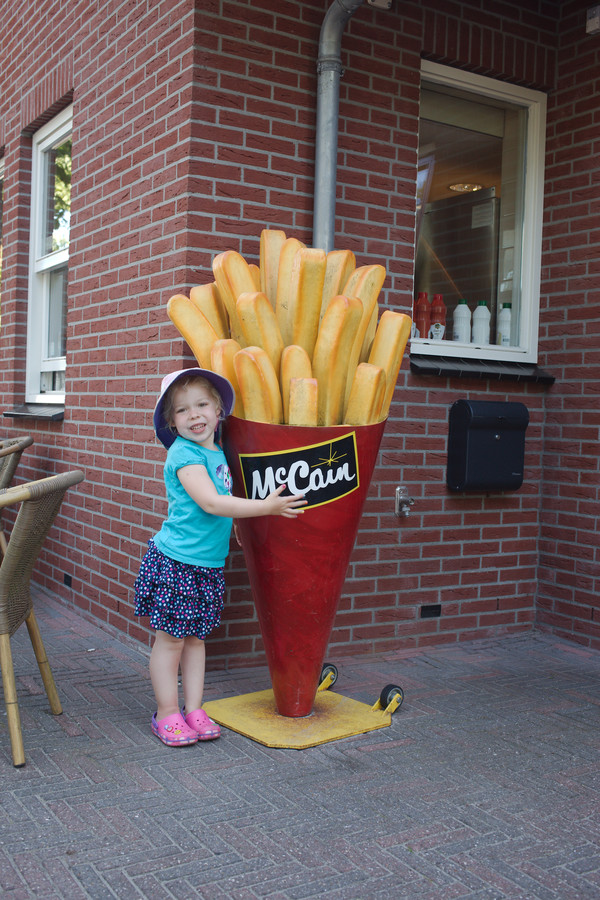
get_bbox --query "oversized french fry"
[288,247,327,360]
[288,377,318,427]
[259,228,287,308]
[248,263,261,292]
[280,344,312,424]
[343,290,379,410]
[275,237,305,346]
[237,291,284,375]
[167,293,218,368]
[343,363,386,425]
[342,263,386,305]
[212,250,256,345]
[359,301,379,362]
[367,310,412,417]
[210,338,245,419]
[320,249,355,320]
[189,282,229,340]
[233,346,283,424]
[312,295,363,426]
[342,265,386,363]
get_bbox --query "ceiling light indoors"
[449,182,484,193]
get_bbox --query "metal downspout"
[313,0,364,252]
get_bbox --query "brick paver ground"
[1,587,599,899]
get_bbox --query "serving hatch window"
[412,62,546,365]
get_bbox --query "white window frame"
[26,105,73,404]
[413,62,546,365]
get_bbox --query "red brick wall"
[0,0,201,639]
[537,1,600,649]
[1,0,597,667]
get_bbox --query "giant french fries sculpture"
[167,234,410,427]
[166,230,412,719]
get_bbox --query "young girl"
[134,367,305,747]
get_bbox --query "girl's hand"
[233,521,243,546]
[266,483,307,518]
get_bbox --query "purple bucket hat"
[153,367,235,448]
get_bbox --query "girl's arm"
[177,464,306,519]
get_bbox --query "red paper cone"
[223,416,386,717]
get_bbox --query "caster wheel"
[320,663,338,688]
[379,683,404,710]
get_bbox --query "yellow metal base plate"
[203,688,391,749]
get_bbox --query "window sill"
[409,354,555,385]
[3,403,65,421]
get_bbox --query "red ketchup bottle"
[415,292,430,339]
[429,294,446,340]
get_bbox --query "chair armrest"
[0,470,85,509]
[0,436,34,459]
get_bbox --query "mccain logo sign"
[238,432,359,510]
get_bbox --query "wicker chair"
[0,436,34,555]
[0,470,84,766]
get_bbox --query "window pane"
[47,264,68,358]
[27,106,73,402]
[40,370,65,393]
[43,138,71,255]
[415,85,526,348]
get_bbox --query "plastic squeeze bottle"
[413,291,427,316]
[472,300,491,345]
[497,303,512,346]
[452,299,471,343]
[415,292,430,339]
[412,291,426,338]
[428,294,446,340]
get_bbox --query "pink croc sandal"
[152,712,198,747]
[183,708,221,741]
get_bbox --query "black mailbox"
[446,399,529,492]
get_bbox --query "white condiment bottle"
[472,301,490,344]
[452,299,471,343]
[497,303,512,346]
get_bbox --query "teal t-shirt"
[153,436,233,567]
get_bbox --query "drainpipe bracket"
[317,57,345,77]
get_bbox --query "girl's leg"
[180,635,206,713]
[149,630,184,720]
[181,636,220,739]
